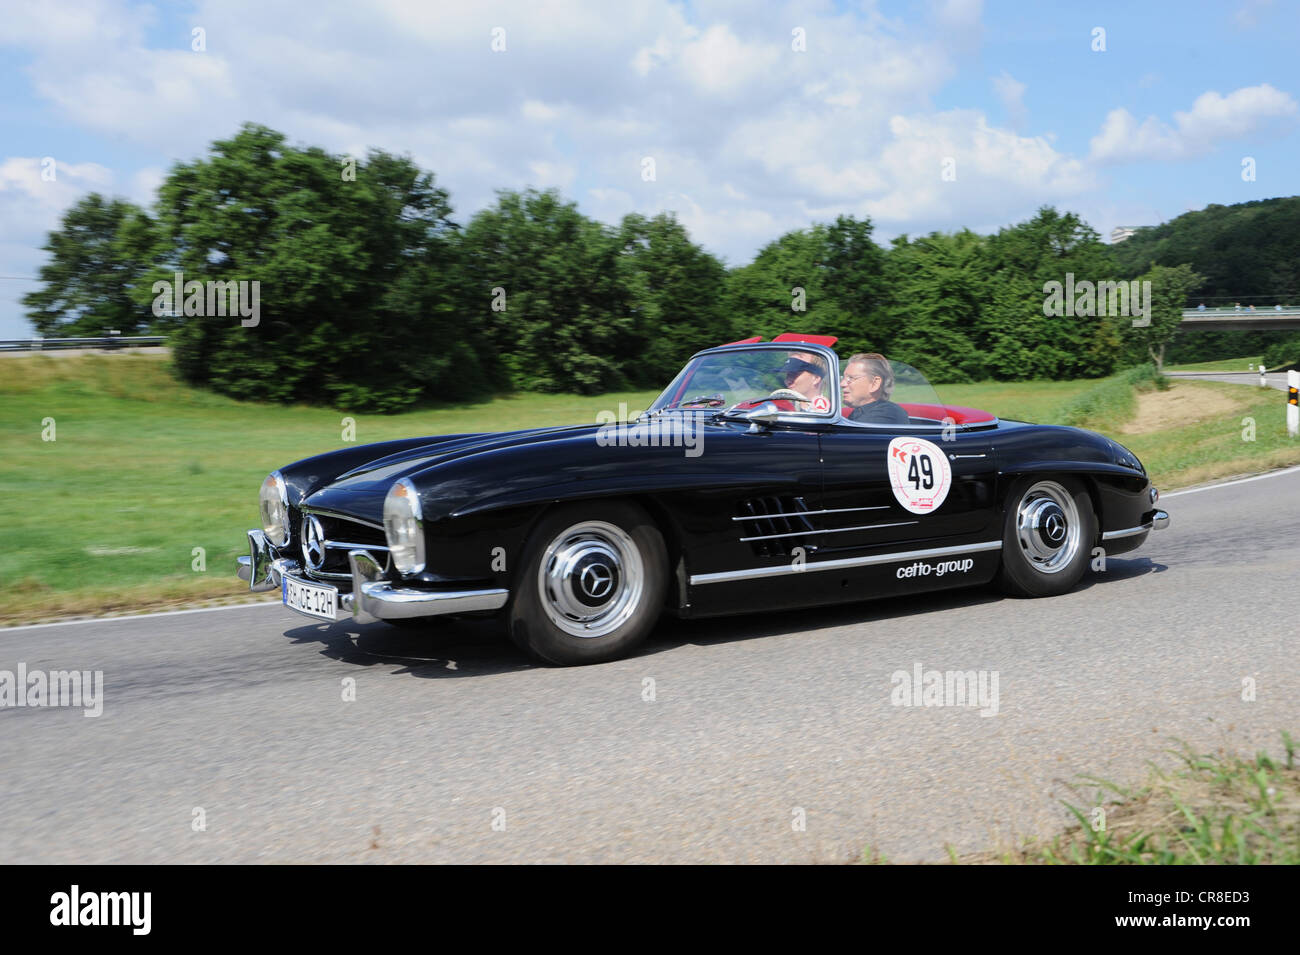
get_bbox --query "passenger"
[777,351,828,402]
[842,353,909,425]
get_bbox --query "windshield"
[649,346,836,414]
[650,345,957,425]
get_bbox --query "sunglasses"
[778,358,824,377]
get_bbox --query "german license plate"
[282,575,338,621]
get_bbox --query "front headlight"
[1111,441,1145,474]
[384,478,425,575]
[259,471,289,547]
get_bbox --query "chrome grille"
[300,510,391,581]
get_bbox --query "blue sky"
[1,0,1297,337]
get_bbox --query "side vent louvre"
[736,496,814,557]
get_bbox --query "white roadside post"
[1260,364,1267,388]
[1288,370,1299,438]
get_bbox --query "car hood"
[301,424,601,523]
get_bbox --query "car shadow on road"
[650,556,1168,655]
[283,616,530,678]
[279,556,1168,675]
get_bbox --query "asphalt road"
[1166,369,1292,392]
[3,467,1298,864]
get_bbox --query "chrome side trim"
[738,520,918,542]
[730,505,889,521]
[347,549,508,623]
[689,540,1004,586]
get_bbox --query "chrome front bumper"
[237,529,508,623]
[1099,508,1170,541]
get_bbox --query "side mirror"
[741,401,781,432]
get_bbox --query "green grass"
[1053,364,1169,428]
[1110,379,1300,489]
[962,734,1300,864]
[1164,356,1264,373]
[2,353,1297,623]
[0,354,656,623]
[929,378,1099,424]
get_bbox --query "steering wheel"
[725,389,816,415]
[761,389,815,404]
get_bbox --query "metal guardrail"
[1182,306,1300,316]
[0,336,166,352]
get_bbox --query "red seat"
[897,402,996,424]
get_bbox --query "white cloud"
[14,0,1270,279]
[991,71,1027,129]
[860,110,1093,229]
[0,157,118,336]
[1090,83,1297,162]
[1233,0,1274,29]
[0,157,114,227]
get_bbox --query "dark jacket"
[848,399,910,425]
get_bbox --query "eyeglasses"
[841,372,882,383]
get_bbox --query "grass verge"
[939,734,1300,864]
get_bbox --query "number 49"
[908,454,934,490]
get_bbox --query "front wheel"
[997,477,1095,597]
[508,502,667,665]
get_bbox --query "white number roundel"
[886,437,952,514]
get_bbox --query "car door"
[815,419,1000,560]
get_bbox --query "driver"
[842,352,909,424]
[777,351,828,402]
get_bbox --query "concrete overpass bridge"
[1180,306,1300,330]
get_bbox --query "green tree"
[154,124,476,411]
[726,217,886,355]
[984,207,1120,380]
[22,194,157,337]
[1126,263,1205,370]
[882,230,990,382]
[461,188,637,394]
[616,211,732,376]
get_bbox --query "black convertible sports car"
[238,333,1169,664]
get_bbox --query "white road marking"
[1162,464,1300,498]
[0,600,284,633]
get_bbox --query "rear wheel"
[508,502,667,665]
[998,476,1095,597]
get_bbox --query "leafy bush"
[1055,363,1167,427]
[1262,336,1300,370]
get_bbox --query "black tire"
[508,501,667,665]
[997,476,1096,598]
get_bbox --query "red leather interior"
[898,402,996,423]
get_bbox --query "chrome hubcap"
[1015,481,1081,574]
[539,521,644,638]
